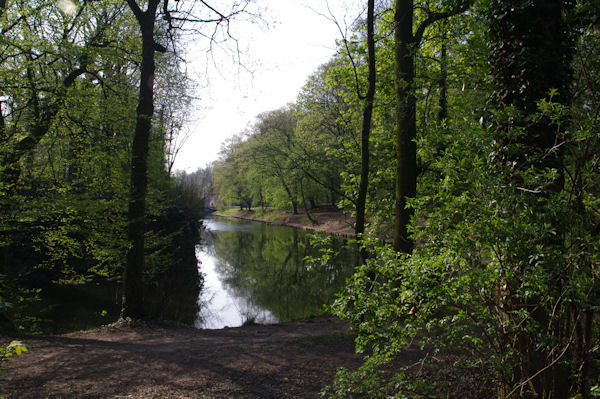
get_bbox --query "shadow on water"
[9,208,202,335]
[196,216,356,329]
[8,214,354,334]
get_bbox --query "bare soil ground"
[0,316,369,399]
[1,315,489,398]
[218,206,355,238]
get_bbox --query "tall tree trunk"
[0,0,6,20]
[488,0,573,397]
[300,178,316,224]
[391,1,470,254]
[122,0,161,319]
[354,0,376,238]
[438,21,448,122]
[393,0,417,254]
[280,175,298,214]
[0,98,5,141]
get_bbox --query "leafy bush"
[327,117,599,397]
[0,340,29,366]
[0,296,29,368]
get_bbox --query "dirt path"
[1,316,366,399]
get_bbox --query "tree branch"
[198,0,227,21]
[63,66,88,88]
[124,0,143,23]
[153,41,167,53]
[413,0,472,45]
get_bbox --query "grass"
[253,209,281,221]
[216,207,283,222]
[214,208,241,216]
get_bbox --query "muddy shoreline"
[214,207,356,239]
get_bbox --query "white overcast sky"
[172,0,363,172]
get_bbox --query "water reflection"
[196,216,355,329]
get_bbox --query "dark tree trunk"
[122,0,161,319]
[300,178,316,224]
[0,100,5,141]
[438,22,448,122]
[392,1,469,253]
[393,0,472,253]
[354,0,376,238]
[393,0,417,254]
[259,188,265,211]
[490,0,571,176]
[488,1,573,397]
[280,177,298,215]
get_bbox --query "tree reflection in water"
[196,217,355,329]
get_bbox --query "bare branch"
[198,0,228,20]
[312,1,367,100]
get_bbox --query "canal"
[14,216,355,333]
[195,216,355,329]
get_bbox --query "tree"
[487,0,576,396]
[252,108,301,214]
[121,0,255,319]
[327,2,599,397]
[354,0,376,238]
[213,134,256,211]
[295,61,352,207]
[0,0,201,331]
[0,1,115,194]
[392,0,471,253]
[0,1,135,280]
[121,0,166,319]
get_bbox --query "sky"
[173,0,362,172]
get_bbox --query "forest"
[1,0,600,398]
[0,0,223,331]
[208,0,600,397]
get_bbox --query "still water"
[14,216,354,334]
[195,216,355,329]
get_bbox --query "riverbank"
[1,316,364,398]
[214,206,355,238]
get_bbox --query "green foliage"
[317,2,600,397]
[0,340,29,366]
[0,296,29,367]
[174,166,214,217]
[213,63,356,215]
[329,105,599,396]
[0,0,199,329]
[1,0,597,396]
